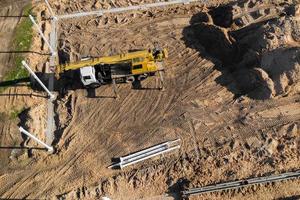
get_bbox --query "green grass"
[2,3,33,83]
[9,107,26,120]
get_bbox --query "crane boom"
[57,49,168,74]
[55,48,168,94]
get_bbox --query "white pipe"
[58,0,202,19]
[21,60,55,99]
[121,142,169,161]
[108,139,181,168]
[29,15,56,56]
[120,139,180,161]
[121,145,168,164]
[19,126,54,152]
[121,145,180,168]
[44,0,57,20]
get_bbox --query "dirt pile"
[187,1,300,99]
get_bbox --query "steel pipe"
[21,61,55,99]
[44,0,57,20]
[29,15,56,56]
[182,171,300,197]
[109,139,181,169]
[19,126,54,152]
[58,0,204,19]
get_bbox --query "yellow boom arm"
[56,49,168,75]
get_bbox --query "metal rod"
[29,15,56,56]
[22,61,55,99]
[120,139,180,161]
[121,142,169,161]
[121,145,181,168]
[58,0,202,19]
[112,79,119,99]
[121,145,168,164]
[19,126,54,152]
[44,0,57,20]
[109,139,181,169]
[159,70,165,91]
[182,171,300,197]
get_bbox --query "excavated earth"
[0,0,300,199]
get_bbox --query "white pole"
[44,0,57,20]
[21,60,55,100]
[19,126,54,152]
[29,15,56,56]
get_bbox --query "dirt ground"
[0,0,300,199]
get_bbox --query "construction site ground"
[0,0,300,199]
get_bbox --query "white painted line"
[19,126,54,152]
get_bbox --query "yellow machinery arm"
[56,48,168,75]
[55,48,168,96]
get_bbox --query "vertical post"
[44,0,57,20]
[22,60,55,99]
[19,126,54,152]
[112,78,119,99]
[159,70,165,91]
[29,15,56,56]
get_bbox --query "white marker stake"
[19,126,54,152]
[29,15,56,56]
[21,61,55,99]
[44,0,57,20]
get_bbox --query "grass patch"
[1,3,33,92]
[9,107,26,120]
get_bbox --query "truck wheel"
[132,79,142,89]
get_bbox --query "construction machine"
[56,48,168,96]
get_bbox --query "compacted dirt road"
[0,0,299,199]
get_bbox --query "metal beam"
[44,0,57,20]
[109,139,181,169]
[19,126,54,152]
[58,0,204,19]
[182,170,300,197]
[21,61,55,99]
[29,15,56,56]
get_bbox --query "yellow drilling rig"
[56,48,168,96]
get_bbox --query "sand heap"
[191,3,300,99]
[239,5,300,98]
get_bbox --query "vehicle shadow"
[0,77,30,87]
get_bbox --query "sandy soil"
[0,0,299,199]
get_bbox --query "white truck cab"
[79,57,99,88]
[80,66,99,87]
